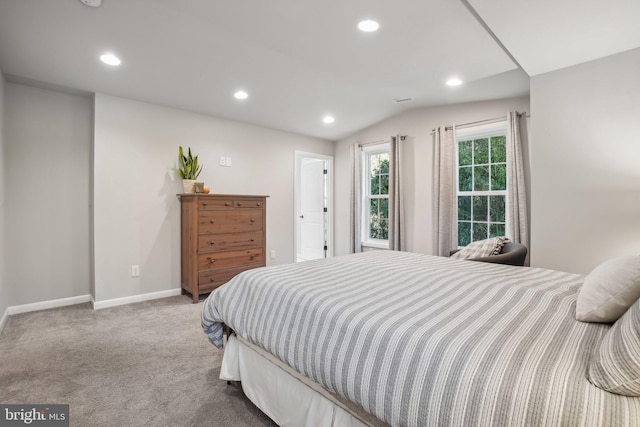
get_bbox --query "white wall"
[530,47,640,274]
[93,94,333,302]
[0,71,7,317]
[4,83,92,305]
[335,96,530,256]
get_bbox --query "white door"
[295,153,332,262]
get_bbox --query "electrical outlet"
[226,156,232,167]
[131,265,140,277]
[270,249,276,259]
[219,156,226,166]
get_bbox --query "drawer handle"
[225,202,231,206]
[257,202,261,207]
[210,219,215,223]
[237,203,243,206]
[250,255,256,260]
[209,241,215,245]
[250,218,255,223]
[250,238,255,242]
[210,278,215,282]
[209,259,216,264]
[203,202,208,206]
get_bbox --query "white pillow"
[576,256,640,323]
[450,236,509,260]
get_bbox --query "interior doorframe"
[294,151,334,261]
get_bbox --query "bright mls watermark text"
[0,405,68,427]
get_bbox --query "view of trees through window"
[457,134,507,247]
[367,151,389,241]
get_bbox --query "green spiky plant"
[178,146,203,180]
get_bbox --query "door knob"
[299,215,304,219]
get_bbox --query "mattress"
[202,251,640,426]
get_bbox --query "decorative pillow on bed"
[576,256,640,323]
[450,236,509,260]
[587,298,640,396]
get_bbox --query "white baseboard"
[0,289,184,334]
[0,307,9,335]
[91,288,182,310]
[1,294,93,335]
[7,294,92,316]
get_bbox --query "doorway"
[294,152,333,262]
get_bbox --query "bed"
[201,251,640,426]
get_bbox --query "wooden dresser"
[179,194,267,303]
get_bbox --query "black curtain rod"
[431,112,529,134]
[358,135,406,148]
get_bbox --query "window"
[363,144,390,246]
[456,123,507,247]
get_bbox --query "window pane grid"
[364,149,390,242]
[456,130,508,247]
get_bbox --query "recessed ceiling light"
[446,77,463,87]
[357,20,379,32]
[100,53,121,66]
[323,115,335,124]
[233,90,249,100]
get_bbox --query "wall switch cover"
[219,156,226,166]
[226,156,232,167]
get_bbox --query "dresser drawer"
[198,265,256,291]
[198,198,234,210]
[234,199,265,209]
[198,210,263,234]
[198,231,262,253]
[198,248,264,270]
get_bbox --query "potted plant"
[178,146,203,194]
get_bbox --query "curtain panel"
[389,135,405,251]
[349,144,362,253]
[506,111,530,257]
[432,127,456,256]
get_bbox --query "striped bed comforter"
[201,251,640,426]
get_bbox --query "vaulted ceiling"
[0,0,638,140]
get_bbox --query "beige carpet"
[0,295,277,427]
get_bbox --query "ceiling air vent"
[80,0,102,7]
[393,97,414,103]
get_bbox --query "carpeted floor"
[0,295,277,427]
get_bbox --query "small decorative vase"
[182,179,196,194]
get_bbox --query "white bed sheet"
[221,334,377,427]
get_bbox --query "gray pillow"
[576,256,640,323]
[450,236,509,260]
[587,298,640,396]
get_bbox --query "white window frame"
[455,121,509,248]
[361,143,390,249]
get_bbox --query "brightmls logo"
[4,408,45,424]
[0,405,68,426]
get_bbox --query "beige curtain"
[350,144,362,253]
[389,136,405,251]
[506,111,529,254]
[432,126,456,256]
